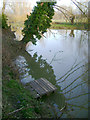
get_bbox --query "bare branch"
[54,7,70,21]
[74,0,88,8]
[55,5,73,16]
[71,0,87,17]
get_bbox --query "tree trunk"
[70,16,75,24]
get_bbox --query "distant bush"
[2,13,8,29]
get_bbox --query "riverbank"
[2,28,52,119]
[50,22,88,30]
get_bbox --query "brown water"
[15,29,88,118]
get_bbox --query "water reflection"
[69,30,75,37]
[15,29,88,118]
[26,29,88,118]
[15,52,66,117]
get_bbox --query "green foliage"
[22,2,56,44]
[2,13,8,29]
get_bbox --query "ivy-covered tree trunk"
[22,2,56,45]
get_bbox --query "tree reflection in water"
[15,52,66,117]
[25,52,56,85]
[69,30,75,37]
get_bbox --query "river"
[14,29,88,118]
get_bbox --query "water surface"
[15,29,88,118]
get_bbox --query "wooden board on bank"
[27,78,57,98]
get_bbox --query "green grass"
[2,64,52,119]
[3,77,52,118]
[3,76,36,118]
[50,22,88,30]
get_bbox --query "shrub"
[2,13,8,29]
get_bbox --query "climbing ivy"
[22,2,56,44]
[2,13,8,29]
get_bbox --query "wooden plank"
[34,80,49,92]
[30,81,43,95]
[35,80,52,94]
[37,79,54,92]
[40,78,57,90]
[30,81,46,95]
[28,78,57,97]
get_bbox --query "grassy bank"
[50,22,88,30]
[2,28,52,119]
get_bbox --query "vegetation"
[2,28,52,119]
[22,2,56,44]
[1,0,88,119]
[50,22,88,30]
[3,77,51,118]
[2,13,8,29]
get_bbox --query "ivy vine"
[22,2,56,45]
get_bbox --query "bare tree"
[54,5,75,24]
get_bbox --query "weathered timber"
[29,78,57,98]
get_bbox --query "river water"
[14,29,88,118]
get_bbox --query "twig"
[60,105,66,112]
[8,107,24,115]
[8,105,34,115]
